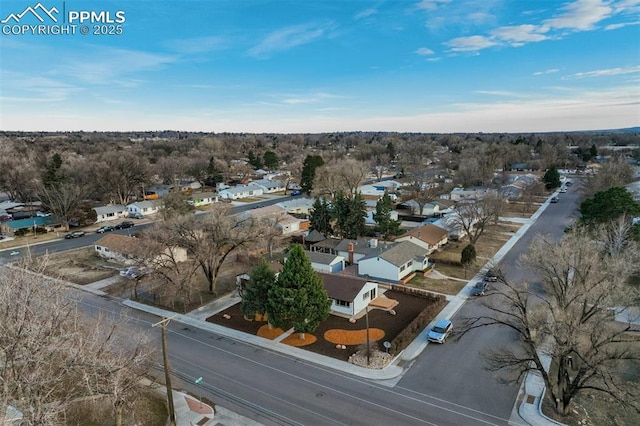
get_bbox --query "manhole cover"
[316,392,325,398]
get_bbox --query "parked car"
[120,266,145,280]
[559,187,567,193]
[115,221,134,229]
[550,196,559,203]
[129,212,144,219]
[64,231,86,239]
[428,319,453,344]
[96,225,114,233]
[291,190,302,196]
[485,268,500,282]
[565,180,573,186]
[471,280,488,296]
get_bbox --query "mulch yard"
[207,290,435,362]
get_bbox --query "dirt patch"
[282,333,317,347]
[207,290,438,362]
[408,275,467,295]
[324,328,385,345]
[38,247,121,285]
[257,324,284,340]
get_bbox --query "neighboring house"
[93,204,128,223]
[277,197,315,216]
[248,179,286,193]
[310,238,342,255]
[335,238,394,265]
[175,178,202,192]
[189,191,218,207]
[306,250,345,274]
[433,214,473,241]
[2,215,61,234]
[243,205,304,235]
[396,224,448,253]
[126,200,160,217]
[443,187,496,202]
[320,273,378,318]
[365,209,399,225]
[218,185,264,200]
[358,241,429,284]
[94,234,187,264]
[304,229,327,245]
[358,184,386,198]
[372,180,402,192]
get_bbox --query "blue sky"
[1,0,639,133]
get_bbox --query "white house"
[358,241,429,284]
[93,204,128,223]
[248,179,285,193]
[95,234,187,265]
[396,224,448,254]
[444,187,496,202]
[218,185,264,200]
[189,191,218,207]
[307,251,345,273]
[365,209,399,225]
[358,184,386,198]
[126,200,160,217]
[320,274,378,318]
[277,197,315,216]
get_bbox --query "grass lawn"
[36,247,121,285]
[408,274,467,295]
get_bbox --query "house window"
[335,299,350,307]
[370,288,376,299]
[400,265,406,272]
[363,292,369,301]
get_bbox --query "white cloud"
[354,8,377,20]
[248,21,337,58]
[277,92,344,105]
[544,0,612,30]
[445,35,498,52]
[53,47,177,85]
[415,47,435,55]
[605,21,640,30]
[534,68,560,75]
[564,65,640,78]
[416,0,451,11]
[491,24,549,44]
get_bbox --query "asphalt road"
[397,180,584,422]
[0,195,291,262]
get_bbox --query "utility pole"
[153,317,176,426]
[365,305,370,366]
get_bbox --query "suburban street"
[0,184,583,425]
[397,181,583,422]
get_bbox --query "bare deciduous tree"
[460,228,640,417]
[582,156,634,198]
[0,260,152,425]
[451,194,504,245]
[94,151,150,205]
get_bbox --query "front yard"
[207,289,447,363]
[38,247,121,285]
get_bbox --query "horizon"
[1,0,639,133]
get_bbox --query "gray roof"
[320,273,369,301]
[311,238,342,250]
[307,251,343,265]
[189,191,217,200]
[93,204,126,215]
[305,229,326,243]
[335,238,394,255]
[361,241,427,267]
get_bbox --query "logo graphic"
[1,3,59,24]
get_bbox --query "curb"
[122,299,405,381]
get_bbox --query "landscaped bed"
[207,290,445,362]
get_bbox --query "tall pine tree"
[309,197,333,236]
[332,191,366,239]
[241,260,276,320]
[266,245,330,338]
[373,193,401,239]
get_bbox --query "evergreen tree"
[386,141,396,160]
[332,191,366,239]
[247,150,263,169]
[309,197,333,236]
[266,245,330,337]
[263,151,279,170]
[589,143,598,160]
[542,165,561,189]
[461,244,477,279]
[205,156,223,186]
[241,260,276,320]
[373,193,401,239]
[42,153,66,188]
[300,155,324,194]
[579,187,640,226]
